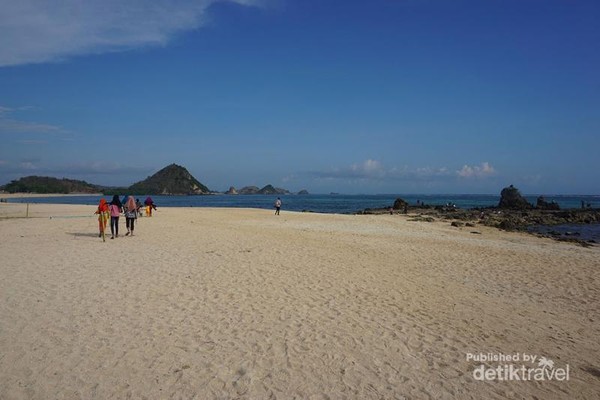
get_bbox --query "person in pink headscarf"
[124,196,137,236]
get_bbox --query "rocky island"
[230,185,290,195]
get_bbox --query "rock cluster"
[498,185,532,209]
[392,198,408,211]
[536,196,560,210]
[354,185,599,246]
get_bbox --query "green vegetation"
[127,164,210,195]
[1,164,211,196]
[1,176,102,194]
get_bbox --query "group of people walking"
[96,196,158,239]
[95,195,147,239]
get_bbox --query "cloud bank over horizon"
[0,0,264,67]
[310,160,497,182]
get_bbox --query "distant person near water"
[144,197,157,217]
[274,197,282,215]
[109,195,123,239]
[95,198,110,238]
[125,196,137,236]
[136,199,143,216]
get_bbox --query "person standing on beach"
[144,197,157,217]
[109,195,122,239]
[274,197,282,215]
[94,198,110,237]
[135,199,143,216]
[124,196,137,236]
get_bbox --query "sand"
[0,202,599,399]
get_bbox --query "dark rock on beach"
[393,198,409,211]
[354,185,600,246]
[537,196,560,210]
[498,185,533,209]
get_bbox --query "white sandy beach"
[1,202,599,399]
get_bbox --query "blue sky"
[1,0,598,194]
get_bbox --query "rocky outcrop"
[536,196,560,210]
[297,189,309,195]
[498,185,532,209]
[225,186,238,195]
[393,198,409,211]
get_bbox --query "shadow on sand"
[66,232,102,238]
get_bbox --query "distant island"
[227,185,290,195]
[1,164,209,196]
[127,164,209,195]
[224,186,309,195]
[0,163,302,196]
[0,176,103,194]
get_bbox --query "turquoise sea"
[7,193,599,214]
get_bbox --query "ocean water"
[6,193,599,214]
[527,224,600,243]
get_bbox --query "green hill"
[128,164,210,195]
[1,176,102,194]
[237,184,290,195]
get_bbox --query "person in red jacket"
[94,198,109,238]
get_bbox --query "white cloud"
[0,0,264,67]
[0,119,63,134]
[19,161,39,171]
[0,105,65,134]
[350,159,385,177]
[312,160,452,182]
[457,162,496,178]
[16,139,48,145]
[311,160,497,183]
